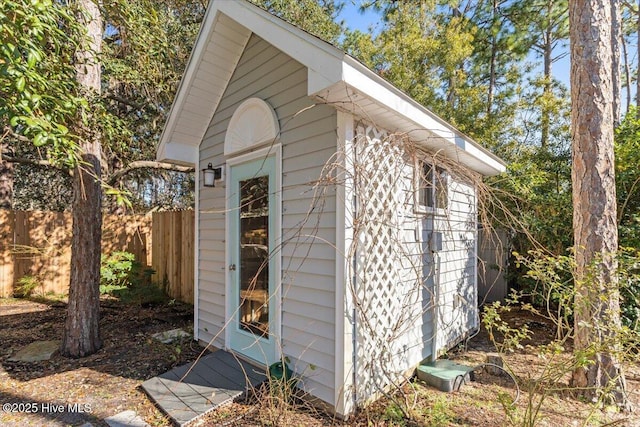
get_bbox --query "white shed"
[157,0,506,417]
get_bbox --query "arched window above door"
[224,98,280,156]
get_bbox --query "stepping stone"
[104,410,149,427]
[152,328,191,344]
[142,350,266,426]
[8,340,60,362]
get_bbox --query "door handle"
[229,264,236,271]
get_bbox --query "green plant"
[111,282,169,306]
[484,250,640,426]
[100,251,140,294]
[14,275,43,298]
[255,356,320,426]
[618,248,640,331]
[482,300,532,354]
[483,298,570,427]
[267,359,298,403]
[169,344,183,363]
[514,250,576,339]
[516,248,640,334]
[382,401,406,426]
[422,395,454,427]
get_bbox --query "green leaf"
[15,75,25,92]
[55,123,68,134]
[27,50,39,68]
[33,132,47,147]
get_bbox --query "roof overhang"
[313,57,506,176]
[157,0,506,177]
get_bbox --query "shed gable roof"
[157,0,506,176]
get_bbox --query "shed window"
[418,161,448,211]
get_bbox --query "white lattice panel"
[350,124,422,403]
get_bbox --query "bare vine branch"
[1,154,71,174]
[106,160,194,185]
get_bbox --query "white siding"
[198,35,337,407]
[349,122,479,405]
[432,177,478,352]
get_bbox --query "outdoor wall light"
[202,163,223,187]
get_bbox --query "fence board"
[181,211,195,303]
[151,211,195,303]
[477,228,509,304]
[0,211,14,298]
[0,210,195,303]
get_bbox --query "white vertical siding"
[198,34,337,407]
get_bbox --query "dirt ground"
[1,297,639,426]
[0,297,202,426]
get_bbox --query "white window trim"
[414,158,449,217]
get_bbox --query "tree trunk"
[61,0,103,358]
[611,0,621,125]
[0,160,13,209]
[569,0,627,406]
[621,30,631,114]
[541,0,553,149]
[487,0,498,117]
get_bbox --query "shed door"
[228,155,278,365]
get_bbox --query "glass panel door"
[228,155,277,365]
[238,175,269,336]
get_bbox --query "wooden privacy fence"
[0,210,194,303]
[152,210,195,304]
[477,227,509,304]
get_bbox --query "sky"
[337,1,573,89]
[337,1,381,34]
[336,2,640,117]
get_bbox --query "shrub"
[100,251,140,294]
[14,275,43,298]
[484,250,640,426]
[618,248,640,331]
[514,248,640,334]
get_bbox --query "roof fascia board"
[157,4,224,161]
[342,60,454,143]
[453,136,507,175]
[341,57,506,174]
[157,141,198,166]
[217,0,344,95]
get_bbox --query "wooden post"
[0,210,15,297]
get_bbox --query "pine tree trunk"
[487,0,498,117]
[621,32,631,114]
[61,0,103,358]
[611,0,621,125]
[540,0,553,149]
[0,161,13,209]
[569,0,627,406]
